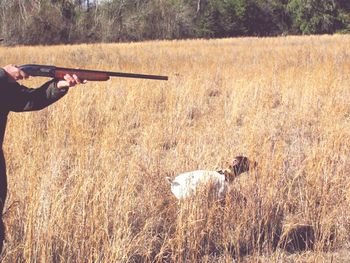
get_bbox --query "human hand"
[57,74,87,89]
[3,64,29,82]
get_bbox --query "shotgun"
[19,64,168,81]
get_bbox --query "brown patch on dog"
[224,156,257,182]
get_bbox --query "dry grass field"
[0,35,350,262]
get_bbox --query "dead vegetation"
[0,35,350,262]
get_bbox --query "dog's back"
[167,170,226,200]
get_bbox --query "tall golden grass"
[0,35,350,262]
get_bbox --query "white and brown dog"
[167,156,254,200]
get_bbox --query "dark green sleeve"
[7,78,69,112]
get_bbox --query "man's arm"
[8,80,69,112]
[1,65,83,112]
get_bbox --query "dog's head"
[224,156,256,182]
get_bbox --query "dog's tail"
[165,176,173,185]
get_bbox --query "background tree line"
[0,0,349,45]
